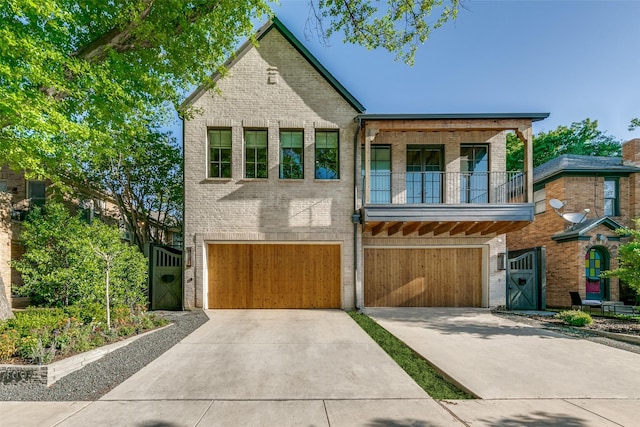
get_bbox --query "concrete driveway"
[30,310,462,427]
[366,307,640,399]
[367,307,640,426]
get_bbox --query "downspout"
[180,114,187,311]
[353,117,363,311]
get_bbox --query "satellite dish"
[549,199,564,209]
[562,212,588,224]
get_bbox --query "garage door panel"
[365,248,482,307]
[208,244,340,309]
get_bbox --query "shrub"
[12,203,148,310]
[1,305,165,364]
[0,329,20,361]
[65,302,106,325]
[556,310,593,327]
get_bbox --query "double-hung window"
[534,188,546,214]
[279,130,304,179]
[209,129,232,178]
[245,130,268,179]
[604,178,619,216]
[315,130,339,179]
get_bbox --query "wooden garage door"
[364,248,482,307]
[208,244,341,309]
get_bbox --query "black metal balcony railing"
[363,171,526,205]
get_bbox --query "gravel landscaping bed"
[495,311,640,355]
[0,310,208,401]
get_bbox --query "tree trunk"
[105,267,111,329]
[0,290,13,320]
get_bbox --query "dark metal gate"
[507,247,546,310]
[149,244,183,310]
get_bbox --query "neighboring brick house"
[0,168,49,307]
[507,140,640,308]
[182,18,548,310]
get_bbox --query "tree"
[630,118,640,131]
[0,192,13,320]
[602,220,640,299]
[12,203,148,309]
[1,1,458,179]
[506,119,622,171]
[88,221,147,329]
[69,127,183,254]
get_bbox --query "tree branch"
[72,0,155,62]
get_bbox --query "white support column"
[364,127,379,204]
[517,126,534,203]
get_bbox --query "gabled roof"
[534,154,640,184]
[551,216,627,243]
[181,17,365,113]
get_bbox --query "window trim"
[460,144,490,204]
[208,128,232,179]
[603,177,619,216]
[534,188,546,215]
[406,144,444,204]
[244,129,269,179]
[279,129,304,180]
[314,130,340,180]
[361,144,392,204]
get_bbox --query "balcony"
[361,171,533,236]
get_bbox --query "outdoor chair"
[569,291,602,314]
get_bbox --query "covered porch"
[357,113,549,236]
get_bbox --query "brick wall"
[623,139,640,220]
[183,28,360,309]
[0,192,10,303]
[508,175,626,307]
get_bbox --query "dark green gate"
[507,247,546,310]
[149,244,183,310]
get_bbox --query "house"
[181,17,548,310]
[0,167,50,307]
[506,140,640,309]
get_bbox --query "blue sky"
[265,0,640,140]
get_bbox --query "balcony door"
[362,145,391,204]
[406,146,443,204]
[461,144,489,203]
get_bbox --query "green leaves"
[2,0,458,179]
[1,0,271,175]
[317,0,458,65]
[603,219,640,299]
[506,118,622,171]
[12,203,148,308]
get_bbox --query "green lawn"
[348,311,474,400]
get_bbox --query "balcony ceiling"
[363,219,530,237]
[361,204,534,237]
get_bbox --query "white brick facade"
[182,20,532,310]
[183,27,360,309]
